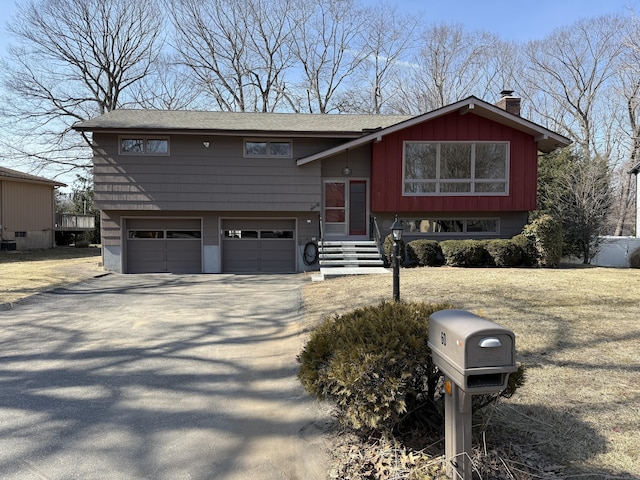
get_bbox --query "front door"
[323,180,368,238]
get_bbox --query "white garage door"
[222,219,296,273]
[126,218,202,273]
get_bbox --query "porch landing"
[311,266,391,282]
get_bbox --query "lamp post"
[390,216,403,302]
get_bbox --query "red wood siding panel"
[371,111,538,213]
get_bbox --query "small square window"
[15,231,27,237]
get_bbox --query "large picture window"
[403,142,508,195]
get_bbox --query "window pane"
[147,139,169,154]
[441,144,471,179]
[325,183,345,207]
[404,182,436,194]
[269,142,291,156]
[475,182,506,193]
[246,141,267,156]
[404,143,436,180]
[261,230,294,239]
[325,209,345,222]
[128,230,164,239]
[475,144,506,179]
[467,219,498,233]
[121,138,144,153]
[405,220,432,233]
[440,182,471,193]
[432,220,463,233]
[167,230,201,239]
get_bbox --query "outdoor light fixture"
[203,141,210,148]
[342,149,352,176]
[390,216,403,301]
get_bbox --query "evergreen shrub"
[297,301,455,432]
[484,239,523,267]
[523,214,563,267]
[511,234,537,266]
[406,240,444,267]
[439,240,487,267]
[383,234,406,265]
[297,302,527,434]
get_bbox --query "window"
[120,137,169,155]
[15,231,27,237]
[403,142,508,195]
[244,139,291,157]
[403,218,499,235]
[223,229,294,239]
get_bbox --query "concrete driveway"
[0,274,332,480]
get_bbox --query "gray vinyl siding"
[92,134,332,212]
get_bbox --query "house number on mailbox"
[440,331,446,346]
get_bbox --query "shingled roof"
[0,166,66,187]
[73,109,414,137]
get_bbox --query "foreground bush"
[406,240,444,267]
[439,240,487,267]
[297,301,454,432]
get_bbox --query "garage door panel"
[126,219,202,274]
[222,219,295,273]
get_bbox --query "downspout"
[52,186,57,248]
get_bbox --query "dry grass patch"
[303,266,640,478]
[0,247,103,305]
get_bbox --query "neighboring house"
[73,94,571,274]
[0,166,66,250]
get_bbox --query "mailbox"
[428,309,518,479]
[428,309,517,394]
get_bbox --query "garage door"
[222,219,295,273]
[126,219,202,273]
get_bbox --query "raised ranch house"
[73,94,571,274]
[0,166,65,250]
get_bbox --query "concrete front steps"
[312,240,389,281]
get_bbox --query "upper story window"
[244,139,291,158]
[120,137,169,155]
[403,141,508,195]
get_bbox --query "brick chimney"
[495,90,521,116]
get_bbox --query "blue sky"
[0,0,637,53]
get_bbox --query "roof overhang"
[296,96,572,166]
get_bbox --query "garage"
[222,219,296,273]
[126,218,202,273]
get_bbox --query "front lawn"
[303,266,640,478]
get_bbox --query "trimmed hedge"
[523,214,563,268]
[484,239,523,267]
[383,234,406,265]
[406,239,444,267]
[439,239,487,267]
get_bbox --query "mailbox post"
[428,309,517,479]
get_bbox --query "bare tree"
[334,1,421,114]
[0,0,164,173]
[388,24,507,114]
[290,0,369,113]
[519,16,626,161]
[131,55,204,110]
[168,0,298,112]
[611,15,640,235]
